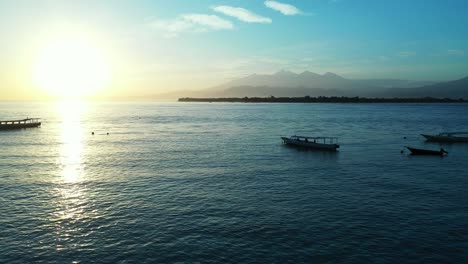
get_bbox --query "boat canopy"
[439,131,468,136]
[0,118,40,124]
[292,135,338,139]
[290,135,338,143]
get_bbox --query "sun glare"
[34,34,110,99]
[57,101,85,183]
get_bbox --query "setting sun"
[33,34,110,99]
[2,1,468,263]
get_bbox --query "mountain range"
[156,71,468,99]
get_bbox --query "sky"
[1,0,467,100]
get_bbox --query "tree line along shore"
[178,96,467,103]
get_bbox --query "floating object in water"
[0,118,41,130]
[107,132,109,135]
[281,135,339,151]
[421,132,468,142]
[92,132,94,135]
[406,146,448,156]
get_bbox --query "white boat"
[421,132,468,142]
[281,135,340,151]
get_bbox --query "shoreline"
[178,96,468,103]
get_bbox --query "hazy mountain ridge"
[210,70,436,91]
[155,71,468,99]
[385,76,468,98]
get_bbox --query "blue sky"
[1,0,467,98]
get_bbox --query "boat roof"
[0,118,40,122]
[291,135,338,140]
[440,131,468,135]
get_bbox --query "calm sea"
[1,102,467,263]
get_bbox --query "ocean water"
[1,102,467,263]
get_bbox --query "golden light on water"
[57,101,86,182]
[51,101,96,253]
[34,33,111,99]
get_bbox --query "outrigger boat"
[281,135,340,151]
[0,118,41,130]
[406,146,448,156]
[421,132,468,142]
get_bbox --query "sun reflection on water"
[57,101,86,183]
[51,101,94,257]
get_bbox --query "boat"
[281,135,340,151]
[406,146,448,156]
[421,132,468,142]
[0,118,41,130]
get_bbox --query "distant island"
[179,96,468,103]
[156,71,468,100]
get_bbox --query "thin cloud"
[447,49,465,56]
[149,14,233,38]
[264,1,302,16]
[212,5,272,24]
[430,49,465,57]
[397,51,416,57]
[377,56,391,61]
[183,14,234,29]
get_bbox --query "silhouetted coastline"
[178,96,467,103]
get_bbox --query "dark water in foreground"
[1,102,468,263]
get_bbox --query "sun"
[34,34,110,99]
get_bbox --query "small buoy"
[400,150,404,154]
[92,132,94,135]
[403,136,407,139]
[107,132,109,135]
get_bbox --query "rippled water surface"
[1,102,468,263]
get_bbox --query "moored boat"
[0,118,41,130]
[421,132,468,142]
[281,135,340,151]
[406,146,448,156]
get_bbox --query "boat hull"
[406,146,447,156]
[282,137,339,151]
[421,134,468,142]
[0,122,41,130]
